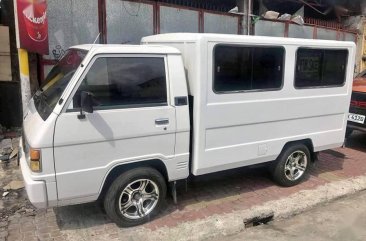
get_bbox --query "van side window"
[295,48,348,88]
[73,57,167,109]
[214,45,284,93]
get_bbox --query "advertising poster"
[15,0,48,54]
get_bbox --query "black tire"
[104,167,167,227]
[271,143,311,187]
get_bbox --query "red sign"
[15,0,49,55]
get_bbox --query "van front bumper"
[19,145,48,209]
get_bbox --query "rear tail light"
[351,100,366,109]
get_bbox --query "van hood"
[23,99,57,149]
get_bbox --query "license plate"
[348,113,365,124]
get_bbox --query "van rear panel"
[142,33,355,176]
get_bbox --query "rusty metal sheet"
[316,28,337,40]
[254,20,285,37]
[45,0,99,60]
[288,24,314,39]
[204,13,238,34]
[160,6,199,33]
[106,0,154,44]
[344,32,356,42]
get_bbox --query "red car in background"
[347,70,366,137]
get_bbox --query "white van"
[20,33,355,227]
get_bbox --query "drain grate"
[244,213,274,228]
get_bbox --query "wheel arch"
[97,159,169,201]
[279,139,316,162]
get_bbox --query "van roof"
[70,33,355,54]
[142,33,356,48]
[70,44,181,54]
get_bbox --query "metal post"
[18,49,31,114]
[247,0,251,35]
[13,0,31,115]
[171,181,177,204]
[237,0,251,35]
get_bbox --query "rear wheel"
[271,143,311,187]
[104,167,167,227]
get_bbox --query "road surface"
[216,191,366,241]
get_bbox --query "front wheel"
[271,144,311,187]
[104,167,167,227]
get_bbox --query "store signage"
[15,0,48,54]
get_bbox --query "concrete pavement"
[2,132,366,241]
[214,190,366,241]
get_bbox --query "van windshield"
[34,49,87,120]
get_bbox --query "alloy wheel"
[284,150,308,181]
[118,179,159,220]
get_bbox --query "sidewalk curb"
[127,175,366,241]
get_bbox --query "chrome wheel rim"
[118,179,159,220]
[284,150,308,181]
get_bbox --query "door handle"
[155,118,169,126]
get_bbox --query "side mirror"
[78,91,94,119]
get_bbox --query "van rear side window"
[213,45,284,93]
[295,48,348,88]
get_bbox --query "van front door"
[53,55,176,201]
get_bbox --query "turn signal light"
[30,148,41,172]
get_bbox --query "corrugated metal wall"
[156,0,236,12]
[41,0,357,82]
[204,12,239,34]
[254,19,357,42]
[41,0,242,80]
[45,0,99,60]
[106,0,154,44]
[159,6,199,33]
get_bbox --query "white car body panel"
[21,34,355,208]
[54,106,177,200]
[142,33,355,175]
